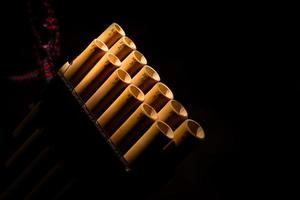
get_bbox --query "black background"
[0,1,293,199]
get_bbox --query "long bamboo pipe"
[63,39,108,86]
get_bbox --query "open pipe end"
[186,119,205,139]
[170,100,188,117]
[141,103,158,120]
[129,85,144,101]
[144,65,160,81]
[94,39,109,51]
[157,83,174,99]
[107,53,122,66]
[116,69,131,84]
[112,23,125,36]
[123,36,136,50]
[133,50,147,65]
[156,120,174,139]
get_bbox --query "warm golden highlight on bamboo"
[124,120,173,165]
[108,36,136,60]
[97,23,125,48]
[173,119,205,146]
[144,82,174,112]
[85,68,131,117]
[158,100,188,130]
[57,22,206,167]
[74,53,121,101]
[120,50,147,76]
[131,65,160,93]
[110,103,157,154]
[97,84,144,135]
[64,39,108,85]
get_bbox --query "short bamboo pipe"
[131,65,160,93]
[144,82,174,112]
[173,119,205,146]
[97,84,144,135]
[110,103,157,154]
[158,100,188,130]
[58,62,70,74]
[120,50,147,76]
[124,120,173,165]
[97,23,125,48]
[63,39,108,86]
[85,68,131,117]
[108,36,136,61]
[74,53,121,101]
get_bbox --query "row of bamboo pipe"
[59,23,205,166]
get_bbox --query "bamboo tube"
[110,103,158,154]
[64,39,108,85]
[108,36,136,60]
[144,82,174,112]
[158,100,188,130]
[120,50,147,76]
[58,62,71,74]
[173,119,205,146]
[85,69,131,117]
[74,53,121,101]
[131,65,160,93]
[124,120,173,165]
[97,84,144,135]
[97,23,125,48]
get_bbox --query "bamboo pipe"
[85,69,131,117]
[131,65,160,93]
[110,103,157,154]
[108,36,136,61]
[97,84,144,135]
[58,62,71,74]
[97,23,125,48]
[74,53,121,101]
[120,50,147,76]
[124,120,173,165]
[158,100,188,130]
[144,82,174,112]
[173,119,205,146]
[64,39,108,85]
